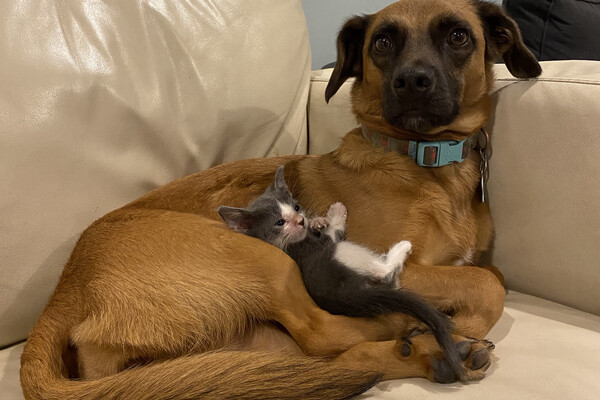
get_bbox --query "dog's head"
[325,0,541,137]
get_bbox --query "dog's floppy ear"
[476,1,541,78]
[217,206,254,233]
[325,15,370,103]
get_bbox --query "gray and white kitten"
[218,166,465,380]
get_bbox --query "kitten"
[218,166,465,380]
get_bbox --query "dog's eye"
[275,219,285,226]
[374,35,392,52]
[294,204,300,212]
[448,28,469,47]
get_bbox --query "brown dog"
[20,1,541,399]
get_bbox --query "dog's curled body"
[20,0,541,399]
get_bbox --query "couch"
[1,1,599,399]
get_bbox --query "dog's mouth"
[386,105,459,133]
[382,94,461,134]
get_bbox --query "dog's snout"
[393,67,435,95]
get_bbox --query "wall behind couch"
[302,0,503,70]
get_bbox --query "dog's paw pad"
[456,340,472,361]
[469,348,490,371]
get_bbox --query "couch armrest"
[307,62,600,315]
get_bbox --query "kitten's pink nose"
[296,215,304,226]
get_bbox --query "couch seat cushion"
[363,291,600,399]
[2,291,599,399]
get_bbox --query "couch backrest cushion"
[0,0,310,347]
[486,60,600,316]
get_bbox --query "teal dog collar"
[361,125,478,167]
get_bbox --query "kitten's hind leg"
[323,202,347,242]
[383,241,412,285]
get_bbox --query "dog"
[20,1,541,399]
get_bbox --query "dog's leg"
[66,210,495,384]
[261,250,478,361]
[333,334,493,383]
[67,211,416,377]
[400,264,505,338]
[262,252,406,355]
[259,258,494,383]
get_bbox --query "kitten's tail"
[336,287,467,382]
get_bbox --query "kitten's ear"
[272,166,289,193]
[217,206,254,232]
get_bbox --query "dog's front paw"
[397,334,494,384]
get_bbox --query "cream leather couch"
[1,1,599,399]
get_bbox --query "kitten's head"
[218,166,308,249]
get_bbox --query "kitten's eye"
[275,219,285,226]
[294,204,301,212]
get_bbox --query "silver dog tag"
[478,130,490,203]
[479,148,489,203]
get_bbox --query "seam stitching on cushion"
[496,78,600,86]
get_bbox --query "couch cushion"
[308,68,358,154]
[2,291,599,399]
[486,60,600,316]
[0,0,310,347]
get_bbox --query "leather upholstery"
[0,0,310,348]
[2,1,600,399]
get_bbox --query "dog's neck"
[360,124,483,168]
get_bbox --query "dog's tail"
[20,301,381,400]
[331,286,466,382]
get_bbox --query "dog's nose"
[393,67,435,95]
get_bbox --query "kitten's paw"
[309,217,329,231]
[326,202,347,222]
[386,241,412,266]
[323,203,347,241]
